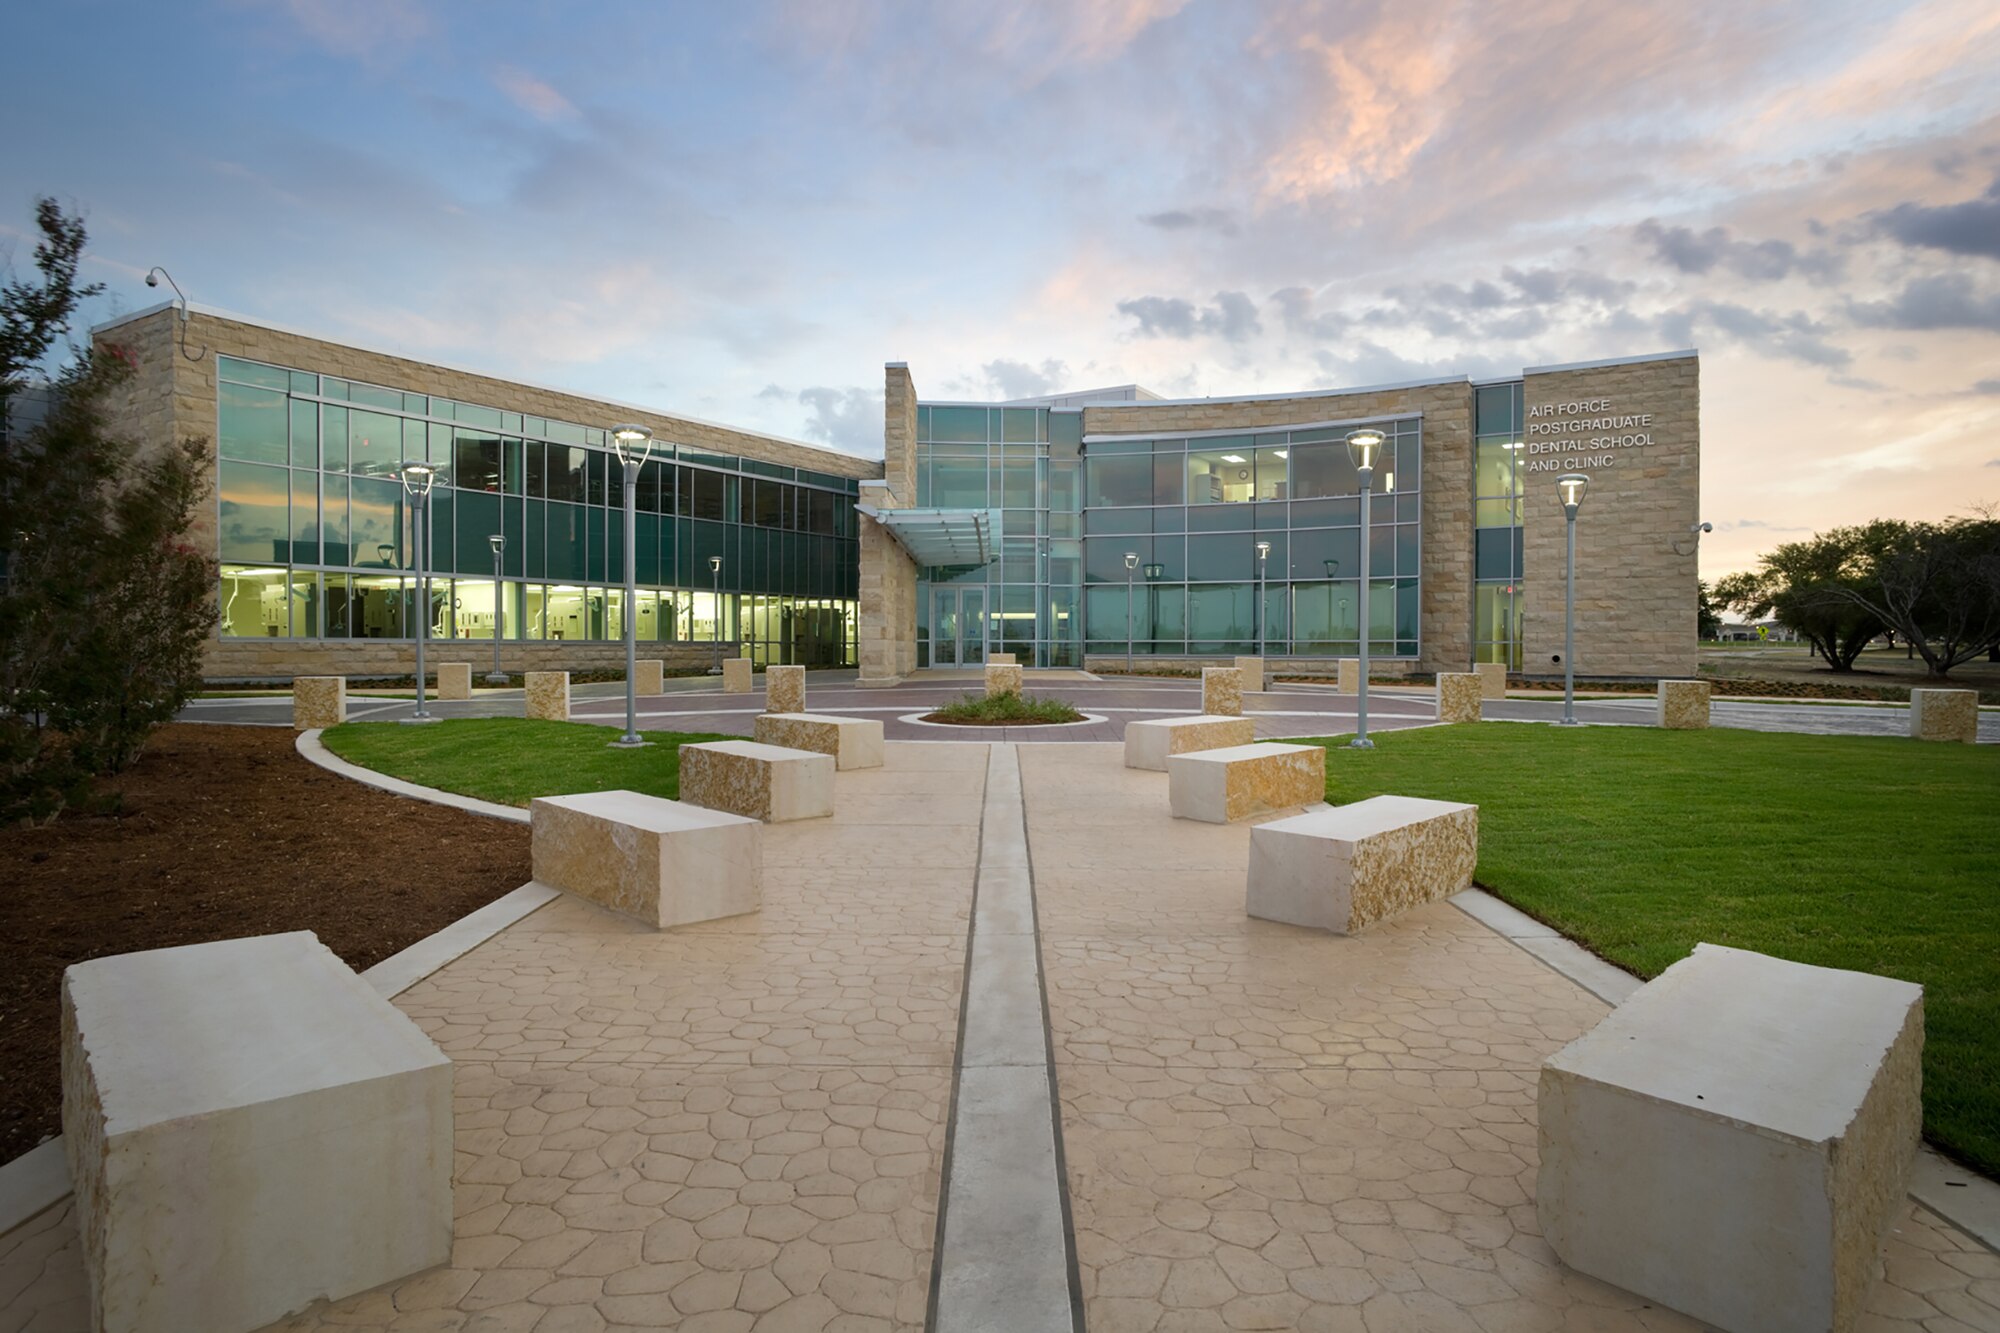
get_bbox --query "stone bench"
[1475,661,1507,699]
[524,670,568,720]
[1246,796,1477,933]
[722,658,753,693]
[1167,742,1325,823]
[62,933,451,1333]
[531,789,761,928]
[680,739,835,821]
[293,676,344,729]
[1538,944,1923,1333]
[1123,714,1256,771]
[436,661,472,700]
[1657,678,1710,729]
[755,712,885,770]
[1910,688,1977,742]
[1436,672,1482,722]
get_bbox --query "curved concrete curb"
[296,729,528,825]
[896,711,1109,730]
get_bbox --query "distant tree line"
[1711,516,2000,678]
[1,199,214,822]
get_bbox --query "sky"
[4,0,1998,577]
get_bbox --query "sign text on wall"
[1523,398,1652,472]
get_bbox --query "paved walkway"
[4,740,1996,1332]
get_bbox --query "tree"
[1820,515,2000,678]
[0,199,216,821]
[1711,527,1890,672]
[1696,580,1724,640]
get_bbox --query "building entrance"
[930,587,988,666]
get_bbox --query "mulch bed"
[0,724,529,1169]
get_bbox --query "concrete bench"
[722,657,753,693]
[1657,678,1710,729]
[62,933,451,1333]
[680,738,835,821]
[436,661,472,700]
[755,712,885,770]
[1538,944,1923,1333]
[1436,672,1482,722]
[765,664,806,713]
[1910,688,1976,742]
[986,661,1022,697]
[1475,662,1506,699]
[1201,666,1243,716]
[524,670,568,720]
[1247,796,1477,933]
[1167,742,1325,823]
[293,676,344,729]
[531,789,761,928]
[1123,714,1256,771]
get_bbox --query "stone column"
[766,664,806,713]
[524,671,569,721]
[1436,673,1483,723]
[1657,679,1710,729]
[1202,667,1243,717]
[436,662,472,701]
[293,677,345,730]
[1910,688,1977,742]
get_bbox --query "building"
[91,304,881,680]
[855,352,1700,681]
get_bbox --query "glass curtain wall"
[214,355,862,665]
[1472,382,1526,669]
[912,404,1421,665]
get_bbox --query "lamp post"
[1557,473,1590,725]
[1345,429,1384,749]
[709,555,724,674]
[398,463,438,723]
[1255,540,1271,657]
[1143,562,1163,659]
[485,535,507,684]
[609,425,654,746]
[1123,551,1139,672]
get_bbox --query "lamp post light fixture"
[485,535,507,684]
[1345,429,1385,749]
[1143,561,1163,661]
[1123,551,1140,672]
[609,424,655,747]
[709,555,724,675]
[397,463,439,723]
[1557,472,1590,726]
[1254,540,1271,657]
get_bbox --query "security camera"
[1692,521,1713,534]
[145,273,158,287]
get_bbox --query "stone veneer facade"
[856,365,920,684]
[864,354,1700,682]
[91,305,883,681]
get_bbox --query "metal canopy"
[856,505,995,568]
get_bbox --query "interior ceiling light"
[1220,454,1246,463]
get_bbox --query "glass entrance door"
[930,587,987,666]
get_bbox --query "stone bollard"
[1436,673,1483,723]
[635,659,664,696]
[1475,662,1507,700]
[722,658,753,693]
[1910,688,1977,743]
[766,664,805,714]
[1657,679,1711,729]
[436,662,472,701]
[524,671,569,721]
[985,661,1022,698]
[1234,655,1265,693]
[293,677,345,730]
[989,652,1016,665]
[1337,658,1361,694]
[1202,666,1243,717]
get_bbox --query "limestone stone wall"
[1082,381,1477,675]
[1521,355,1699,679]
[856,363,921,683]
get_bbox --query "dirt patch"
[0,724,529,1168]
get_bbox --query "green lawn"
[1287,724,2000,1177]
[321,718,732,806]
